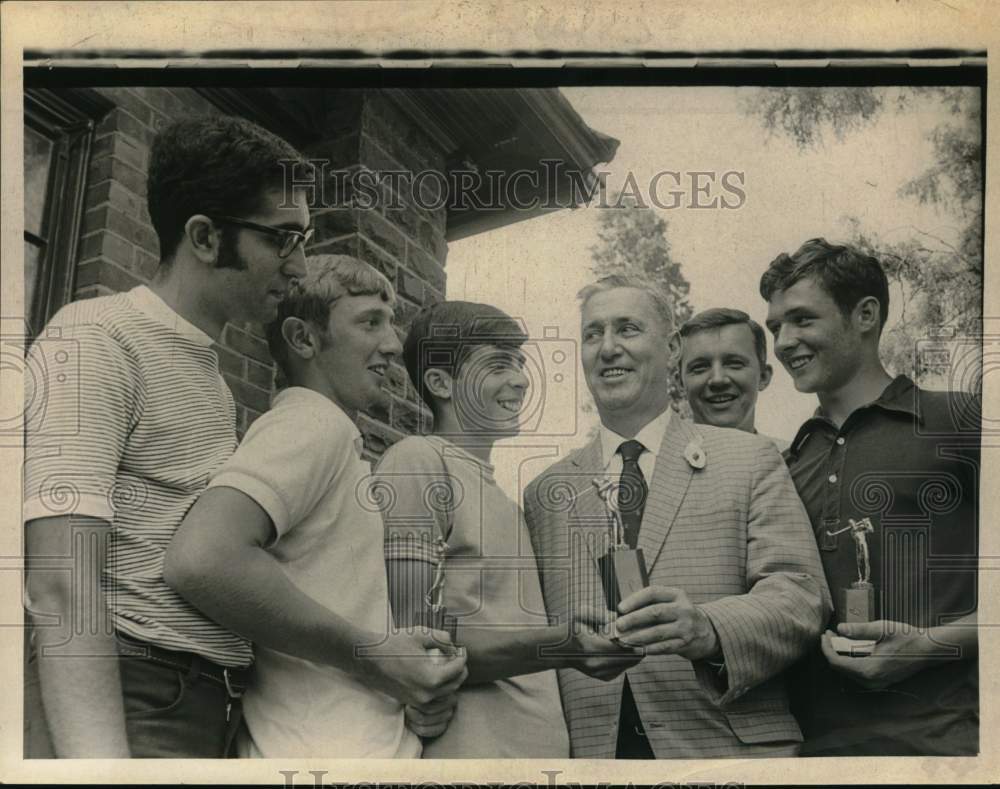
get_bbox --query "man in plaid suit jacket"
[523,276,831,758]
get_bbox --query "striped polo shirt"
[23,286,253,668]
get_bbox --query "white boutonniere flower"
[684,439,707,470]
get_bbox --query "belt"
[116,632,253,697]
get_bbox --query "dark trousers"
[616,678,655,759]
[118,651,244,758]
[24,632,244,758]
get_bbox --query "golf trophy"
[842,517,875,623]
[592,477,649,612]
[829,516,877,657]
[422,535,458,646]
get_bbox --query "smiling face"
[313,293,402,418]
[451,344,529,436]
[765,276,864,394]
[581,287,674,433]
[216,186,310,326]
[679,323,771,432]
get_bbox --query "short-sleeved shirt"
[209,386,419,758]
[784,375,979,755]
[379,435,570,758]
[23,287,252,667]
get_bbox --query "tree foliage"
[748,87,884,150]
[590,200,693,326]
[745,86,982,387]
[588,199,693,413]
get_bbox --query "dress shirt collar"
[598,407,673,471]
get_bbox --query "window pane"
[24,124,54,238]
[25,240,43,328]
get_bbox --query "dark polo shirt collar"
[789,374,920,457]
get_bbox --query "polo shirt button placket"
[819,429,846,550]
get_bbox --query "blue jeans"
[26,629,244,758]
[119,652,244,758]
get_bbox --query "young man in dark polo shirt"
[759,237,980,756]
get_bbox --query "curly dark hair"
[147,115,308,264]
[759,238,890,333]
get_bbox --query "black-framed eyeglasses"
[213,216,315,259]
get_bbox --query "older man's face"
[581,287,674,424]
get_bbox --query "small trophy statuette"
[842,517,875,623]
[827,517,878,657]
[592,477,649,612]
[422,535,458,645]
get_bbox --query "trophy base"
[842,584,875,623]
[830,635,877,657]
[598,547,649,612]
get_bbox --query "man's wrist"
[697,606,723,661]
[550,622,582,669]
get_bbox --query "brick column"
[306,90,450,462]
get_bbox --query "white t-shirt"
[207,386,420,758]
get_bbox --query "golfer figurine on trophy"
[592,476,649,613]
[829,516,878,656]
[843,517,876,623]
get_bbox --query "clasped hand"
[361,627,467,738]
[565,609,644,680]
[610,586,721,662]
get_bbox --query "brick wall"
[306,90,448,462]
[69,87,448,458]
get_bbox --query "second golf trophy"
[842,517,876,623]
[592,477,649,611]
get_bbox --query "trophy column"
[592,477,649,612]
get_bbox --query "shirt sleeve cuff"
[208,471,289,536]
[385,533,440,565]
[23,493,115,523]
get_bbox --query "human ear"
[667,330,684,365]
[854,296,882,334]
[423,368,453,402]
[759,363,773,391]
[673,365,687,394]
[184,215,220,265]
[281,317,319,361]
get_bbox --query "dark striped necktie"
[617,439,647,549]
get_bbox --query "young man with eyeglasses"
[24,114,310,757]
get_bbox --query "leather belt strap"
[116,632,253,696]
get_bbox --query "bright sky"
[445,86,969,497]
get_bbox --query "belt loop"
[186,654,201,686]
[223,668,244,699]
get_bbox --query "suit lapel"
[569,437,607,524]
[640,416,699,573]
